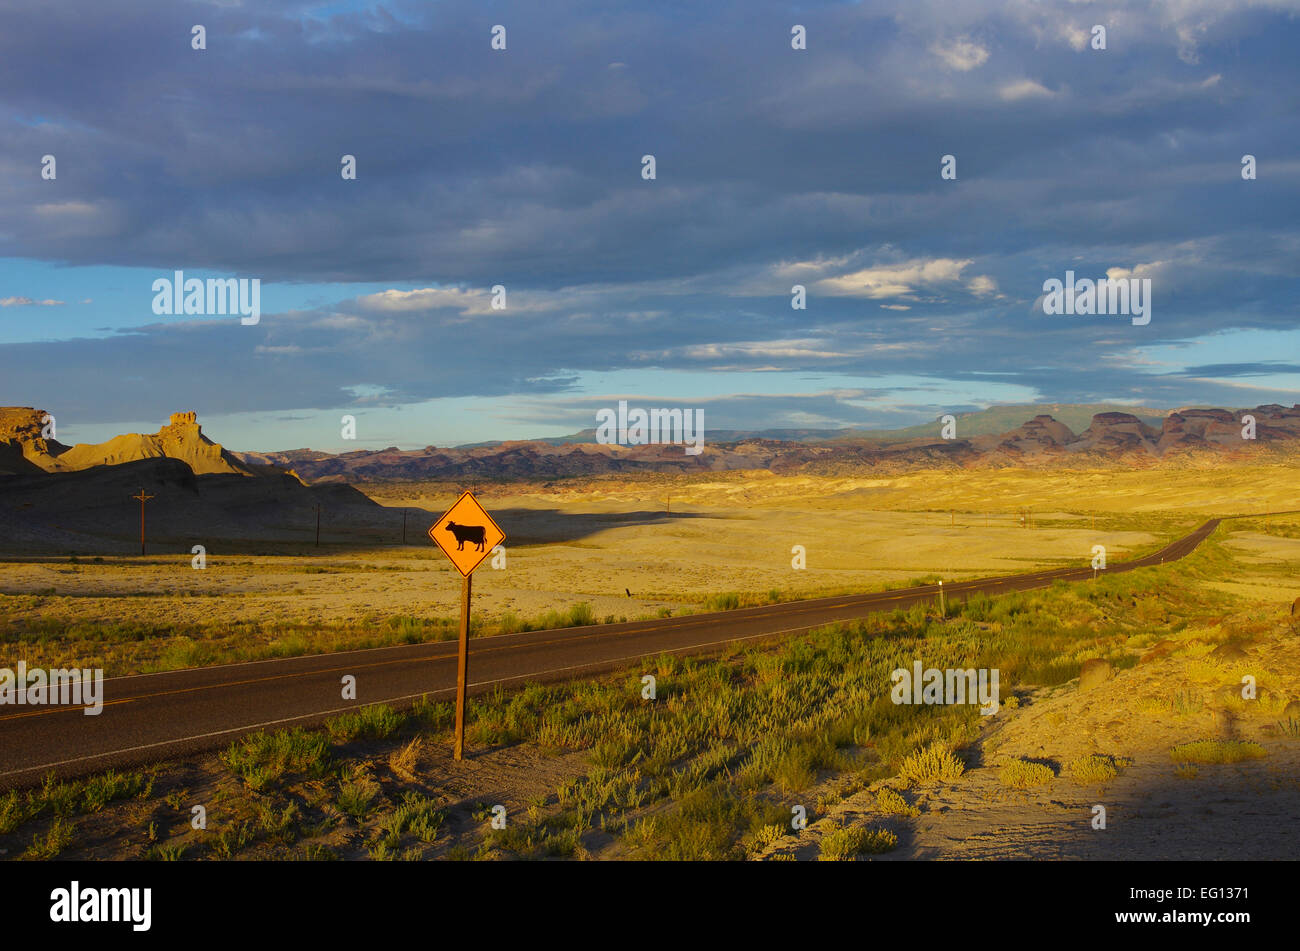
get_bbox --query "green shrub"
[327,704,404,743]
[819,824,898,860]
[337,778,380,822]
[704,592,741,612]
[1065,754,1130,784]
[24,818,77,859]
[876,787,919,817]
[223,728,332,788]
[897,743,965,786]
[1000,758,1055,789]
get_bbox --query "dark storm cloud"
[2,0,1299,427]
[1181,362,1300,377]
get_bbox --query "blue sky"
[2,0,1298,452]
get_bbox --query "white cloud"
[0,296,64,307]
[812,257,993,300]
[32,201,99,218]
[682,339,850,361]
[999,79,1055,101]
[356,286,543,317]
[1176,22,1208,64]
[1058,23,1090,52]
[1105,261,1167,282]
[930,37,989,71]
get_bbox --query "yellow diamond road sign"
[428,491,506,576]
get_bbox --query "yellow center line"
[0,584,1038,722]
[0,524,1214,723]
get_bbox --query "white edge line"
[2,519,1226,780]
[0,622,820,780]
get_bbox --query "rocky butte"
[0,409,253,476]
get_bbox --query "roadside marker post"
[455,573,471,758]
[428,491,507,761]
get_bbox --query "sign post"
[427,491,506,761]
[455,573,471,759]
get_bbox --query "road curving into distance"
[0,513,1255,788]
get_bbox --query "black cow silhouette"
[445,521,487,552]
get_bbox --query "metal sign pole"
[428,490,505,763]
[454,572,472,760]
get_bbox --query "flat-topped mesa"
[1159,409,1241,448]
[1069,411,1162,454]
[980,414,1077,455]
[1018,414,1076,444]
[1251,403,1300,417]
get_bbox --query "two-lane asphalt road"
[0,516,1228,787]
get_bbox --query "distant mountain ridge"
[235,404,1300,482]
[6,403,1299,488]
[474,403,1170,448]
[4,403,1294,553]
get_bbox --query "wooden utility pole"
[454,573,472,761]
[938,580,946,617]
[132,487,155,555]
[402,509,407,545]
[666,496,671,515]
[314,503,321,547]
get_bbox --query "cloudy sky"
[2,0,1298,451]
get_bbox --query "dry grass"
[999,758,1056,789]
[875,787,920,817]
[9,462,1272,676]
[898,744,966,787]
[1064,754,1131,784]
[818,823,898,860]
[4,471,1298,862]
[1169,740,1268,765]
